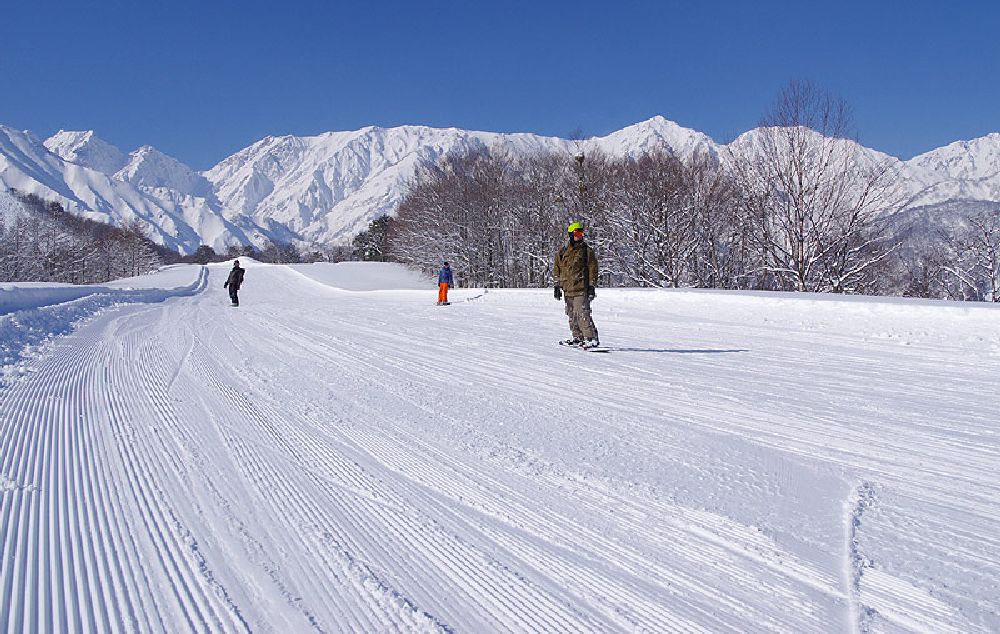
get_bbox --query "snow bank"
[105,263,207,290]
[287,261,433,291]
[0,265,207,374]
[0,283,109,316]
[1,264,205,315]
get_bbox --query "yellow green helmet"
[567,221,584,233]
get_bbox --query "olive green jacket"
[553,240,598,296]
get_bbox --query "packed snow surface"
[0,263,997,632]
[288,261,432,291]
[0,265,206,370]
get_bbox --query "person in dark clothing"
[437,261,454,305]
[553,222,599,347]
[223,260,245,306]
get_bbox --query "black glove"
[554,286,562,300]
[223,282,228,288]
[587,285,595,299]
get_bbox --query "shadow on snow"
[610,348,750,354]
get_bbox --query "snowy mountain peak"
[0,126,82,200]
[44,130,127,175]
[909,132,1000,182]
[116,145,213,198]
[625,115,694,135]
[204,123,571,243]
[726,126,905,175]
[596,116,720,160]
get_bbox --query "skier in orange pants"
[437,261,453,305]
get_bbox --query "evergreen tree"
[353,215,393,261]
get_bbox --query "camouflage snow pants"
[564,295,598,340]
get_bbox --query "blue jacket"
[438,266,453,285]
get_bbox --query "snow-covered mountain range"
[2,117,998,254]
[0,126,267,253]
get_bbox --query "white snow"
[1,125,265,255]
[1,262,997,632]
[204,120,1000,248]
[0,265,205,369]
[906,133,1000,205]
[288,261,434,291]
[203,117,750,246]
[204,125,575,245]
[115,145,214,197]
[44,129,128,175]
[597,115,721,160]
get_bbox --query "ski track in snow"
[1,263,998,632]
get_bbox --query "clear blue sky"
[3,0,998,169]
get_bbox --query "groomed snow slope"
[0,263,997,632]
[0,266,207,371]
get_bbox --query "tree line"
[0,192,172,284]
[0,191,357,283]
[358,81,999,301]
[183,241,357,266]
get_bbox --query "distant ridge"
[1,117,998,254]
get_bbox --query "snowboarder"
[553,222,600,348]
[223,260,245,306]
[437,261,453,305]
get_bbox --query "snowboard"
[559,341,610,353]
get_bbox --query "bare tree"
[728,81,901,292]
[0,192,169,283]
[390,147,749,290]
[940,208,1000,301]
[389,148,564,287]
[595,152,696,287]
[686,153,752,289]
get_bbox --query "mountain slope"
[905,133,1000,205]
[44,130,127,175]
[596,115,721,160]
[205,125,575,243]
[115,145,214,197]
[1,126,267,254]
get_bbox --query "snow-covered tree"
[728,81,901,293]
[0,191,170,283]
[940,208,1000,301]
